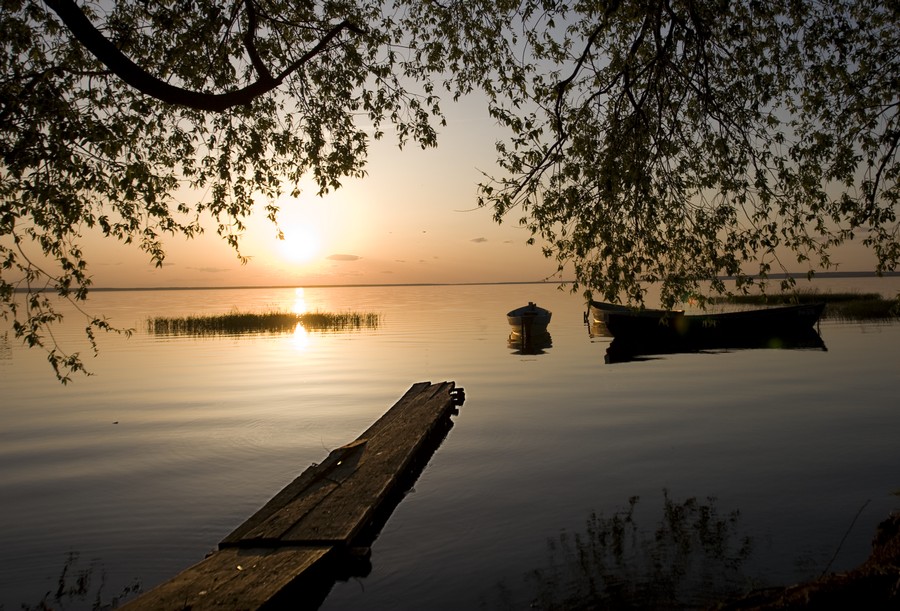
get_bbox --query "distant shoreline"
[14,271,900,293]
[21,280,570,293]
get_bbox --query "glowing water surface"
[1,281,898,609]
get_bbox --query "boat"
[588,299,683,325]
[507,302,552,330]
[602,302,826,360]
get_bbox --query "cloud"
[327,254,362,261]
[188,267,230,273]
[471,237,488,243]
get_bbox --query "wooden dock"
[121,381,464,610]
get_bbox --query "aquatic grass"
[19,551,142,611]
[516,491,756,610]
[712,290,899,321]
[823,299,900,322]
[298,311,381,331]
[147,309,381,336]
[712,289,883,305]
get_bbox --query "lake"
[1,279,899,609]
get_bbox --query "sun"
[276,224,321,263]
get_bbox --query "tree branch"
[242,0,274,83]
[43,0,361,112]
[553,1,621,135]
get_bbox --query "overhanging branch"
[43,0,361,112]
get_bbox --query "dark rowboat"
[602,302,826,361]
[604,302,824,340]
[507,302,552,330]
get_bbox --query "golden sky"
[81,95,559,289]
[57,93,881,290]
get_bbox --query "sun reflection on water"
[291,287,308,315]
[290,323,312,351]
[289,288,312,351]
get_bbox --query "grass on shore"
[147,310,381,336]
[712,290,899,321]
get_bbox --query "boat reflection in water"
[604,327,827,363]
[508,329,553,355]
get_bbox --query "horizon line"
[14,270,899,293]
[44,279,572,293]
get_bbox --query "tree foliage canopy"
[1,0,898,379]
[480,0,899,306]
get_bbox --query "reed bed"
[147,310,381,336]
[821,299,899,321]
[712,290,899,321]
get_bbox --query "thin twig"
[820,498,871,578]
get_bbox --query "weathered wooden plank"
[223,381,456,547]
[280,382,456,543]
[122,381,461,610]
[219,440,359,546]
[119,546,332,611]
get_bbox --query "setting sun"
[277,224,321,263]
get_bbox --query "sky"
[78,95,560,289]
[34,90,882,291]
[2,4,890,293]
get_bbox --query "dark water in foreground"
[1,280,898,609]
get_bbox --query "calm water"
[1,280,899,609]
